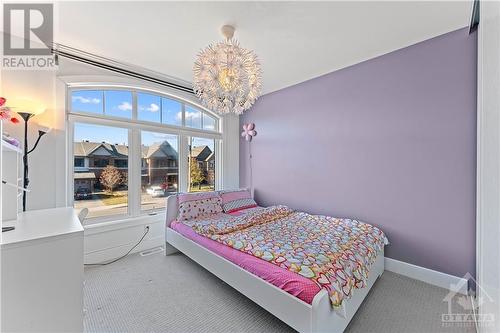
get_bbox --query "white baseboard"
[385,257,468,295]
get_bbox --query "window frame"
[67,85,223,224]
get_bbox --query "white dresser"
[1,207,84,332]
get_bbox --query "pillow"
[220,189,257,213]
[177,192,223,221]
[178,191,219,204]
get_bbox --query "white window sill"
[84,212,166,235]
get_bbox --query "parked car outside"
[146,186,165,197]
[75,188,93,200]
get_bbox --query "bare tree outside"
[100,165,122,193]
[121,171,128,187]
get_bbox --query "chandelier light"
[193,25,262,115]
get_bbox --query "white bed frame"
[165,195,385,333]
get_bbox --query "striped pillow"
[178,191,220,204]
[220,189,257,213]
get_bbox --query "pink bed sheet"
[170,209,321,304]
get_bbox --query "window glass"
[161,97,182,126]
[203,113,216,131]
[70,88,221,222]
[73,123,129,221]
[141,131,178,211]
[185,105,202,129]
[104,90,133,118]
[188,137,215,192]
[71,90,103,115]
[114,159,128,168]
[74,157,84,168]
[138,93,161,123]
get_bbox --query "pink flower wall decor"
[241,123,257,142]
[0,97,19,124]
[242,122,257,193]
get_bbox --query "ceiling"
[56,1,472,94]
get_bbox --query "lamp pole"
[17,112,47,211]
[18,112,33,211]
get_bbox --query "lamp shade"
[8,99,46,116]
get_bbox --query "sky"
[72,90,216,151]
[72,90,216,131]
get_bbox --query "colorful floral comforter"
[187,206,386,308]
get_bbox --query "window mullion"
[101,91,105,115]
[182,103,186,127]
[179,134,189,193]
[67,119,75,207]
[129,92,140,217]
[216,139,222,190]
[132,91,138,120]
[129,128,141,217]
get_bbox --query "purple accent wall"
[240,28,477,278]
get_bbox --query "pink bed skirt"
[170,219,321,304]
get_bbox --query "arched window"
[68,86,222,223]
[70,88,220,132]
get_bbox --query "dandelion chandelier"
[193,25,262,115]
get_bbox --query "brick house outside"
[189,145,215,187]
[73,140,179,193]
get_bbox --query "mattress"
[170,208,321,304]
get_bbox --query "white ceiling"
[57,1,472,94]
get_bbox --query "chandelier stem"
[221,25,235,40]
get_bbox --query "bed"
[165,191,386,333]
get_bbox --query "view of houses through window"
[141,132,178,211]
[73,123,129,219]
[188,137,216,192]
[70,88,220,222]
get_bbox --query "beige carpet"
[84,251,476,333]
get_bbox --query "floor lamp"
[18,113,48,211]
[12,100,47,212]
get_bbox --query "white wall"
[2,57,241,262]
[1,69,60,211]
[477,2,500,332]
